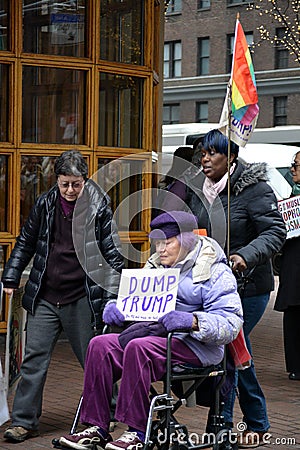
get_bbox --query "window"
[0,155,8,231]
[227,32,253,73]
[196,102,208,123]
[99,73,143,148]
[23,0,87,57]
[227,0,250,4]
[275,28,289,69]
[0,1,9,51]
[0,64,9,142]
[97,157,144,231]
[164,41,182,78]
[20,155,56,227]
[274,97,287,126]
[198,0,210,9]
[198,38,210,76]
[100,0,144,65]
[163,104,180,124]
[166,0,182,14]
[22,66,86,144]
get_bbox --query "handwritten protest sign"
[116,268,180,321]
[278,194,300,239]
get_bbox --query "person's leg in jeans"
[223,294,270,432]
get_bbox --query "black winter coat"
[186,161,287,297]
[1,179,124,329]
[274,236,300,311]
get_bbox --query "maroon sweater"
[39,196,86,305]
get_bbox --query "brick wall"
[164,1,300,125]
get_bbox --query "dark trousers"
[11,297,94,430]
[283,305,300,373]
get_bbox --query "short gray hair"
[54,150,88,179]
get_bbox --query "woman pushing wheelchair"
[59,211,243,450]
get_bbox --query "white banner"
[278,195,300,239]
[117,268,179,322]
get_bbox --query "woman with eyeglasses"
[185,129,287,448]
[275,151,300,381]
[1,150,124,443]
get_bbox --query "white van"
[162,123,300,199]
[239,142,298,200]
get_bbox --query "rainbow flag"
[231,19,259,125]
[219,19,259,147]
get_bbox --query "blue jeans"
[223,293,270,432]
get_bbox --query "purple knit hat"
[149,211,198,239]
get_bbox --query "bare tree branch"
[249,0,300,63]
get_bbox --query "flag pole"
[226,84,232,263]
[219,12,259,261]
[226,13,239,262]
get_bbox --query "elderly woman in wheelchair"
[58,211,243,450]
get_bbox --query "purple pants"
[80,334,200,432]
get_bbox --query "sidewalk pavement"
[0,280,300,449]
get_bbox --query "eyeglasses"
[57,179,84,190]
[291,163,300,170]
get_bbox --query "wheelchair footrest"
[149,393,174,412]
[52,438,101,450]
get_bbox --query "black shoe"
[288,372,300,380]
[238,430,267,448]
[4,426,39,442]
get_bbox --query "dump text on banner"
[117,268,179,321]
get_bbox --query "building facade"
[163,0,300,127]
[0,0,165,332]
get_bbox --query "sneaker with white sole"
[59,426,112,450]
[105,431,143,450]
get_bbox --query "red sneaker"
[59,426,112,449]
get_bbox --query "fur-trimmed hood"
[232,162,269,196]
[183,160,270,198]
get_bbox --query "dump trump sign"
[116,268,180,321]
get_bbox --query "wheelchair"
[143,333,238,450]
[53,330,238,450]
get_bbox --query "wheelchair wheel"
[213,429,238,450]
[52,437,62,448]
[170,445,189,450]
[151,425,189,450]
